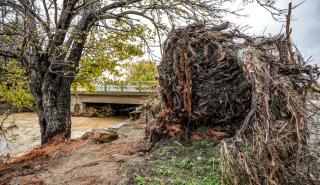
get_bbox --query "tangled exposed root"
[221,45,320,184]
[150,17,320,185]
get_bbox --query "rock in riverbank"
[81,129,119,143]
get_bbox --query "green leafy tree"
[0,59,34,109]
[72,23,148,91]
[126,60,157,84]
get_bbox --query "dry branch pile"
[149,22,320,184]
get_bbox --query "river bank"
[0,117,223,185]
[0,113,128,156]
[0,117,147,185]
[0,97,222,185]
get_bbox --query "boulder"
[92,129,118,143]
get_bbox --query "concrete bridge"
[71,81,157,113]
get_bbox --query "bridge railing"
[75,81,158,93]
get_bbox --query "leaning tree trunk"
[29,59,73,145]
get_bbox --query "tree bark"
[29,58,73,145]
[41,75,72,144]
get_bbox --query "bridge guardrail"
[73,81,158,93]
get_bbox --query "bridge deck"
[70,81,158,113]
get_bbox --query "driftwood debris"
[149,17,320,183]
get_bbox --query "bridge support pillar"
[70,96,84,114]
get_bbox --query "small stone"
[35,165,41,170]
[92,129,118,143]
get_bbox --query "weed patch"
[131,139,221,185]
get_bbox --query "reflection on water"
[0,112,128,156]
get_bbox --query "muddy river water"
[0,113,128,156]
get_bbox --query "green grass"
[157,165,174,176]
[134,139,222,185]
[136,176,148,185]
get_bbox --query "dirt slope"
[0,120,147,185]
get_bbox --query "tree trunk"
[30,62,73,144]
[41,75,72,144]
[25,12,93,144]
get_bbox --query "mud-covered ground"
[0,119,222,185]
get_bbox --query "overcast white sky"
[227,0,320,64]
[147,0,319,64]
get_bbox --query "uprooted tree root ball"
[148,22,320,184]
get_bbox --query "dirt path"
[0,120,148,185]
